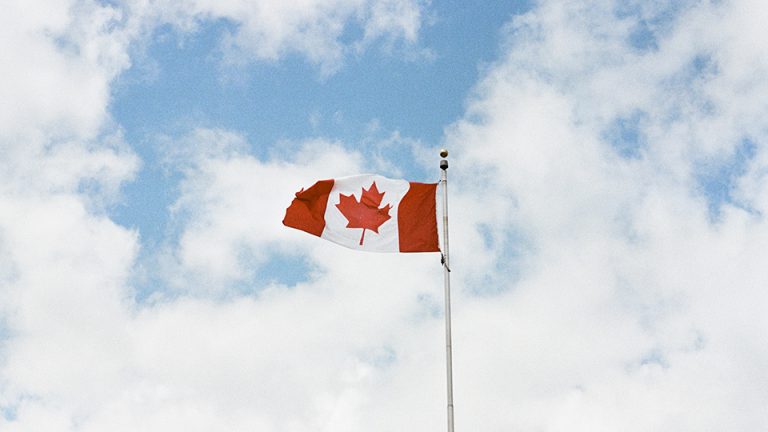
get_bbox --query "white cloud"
[0,0,131,142]
[1,0,434,430]
[158,128,364,290]
[440,0,768,429]
[125,0,426,76]
[1,4,139,404]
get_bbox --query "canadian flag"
[283,174,440,252]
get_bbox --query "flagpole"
[439,149,455,432]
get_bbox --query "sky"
[2,0,768,430]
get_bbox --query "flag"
[283,174,439,252]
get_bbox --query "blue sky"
[111,0,527,245]
[3,0,768,430]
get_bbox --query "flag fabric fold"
[283,174,439,253]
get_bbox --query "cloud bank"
[445,0,768,429]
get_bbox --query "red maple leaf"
[336,181,392,245]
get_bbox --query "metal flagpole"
[439,149,455,432]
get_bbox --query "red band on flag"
[399,182,439,252]
[282,179,334,237]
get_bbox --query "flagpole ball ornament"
[440,149,449,170]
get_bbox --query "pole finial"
[440,149,449,170]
